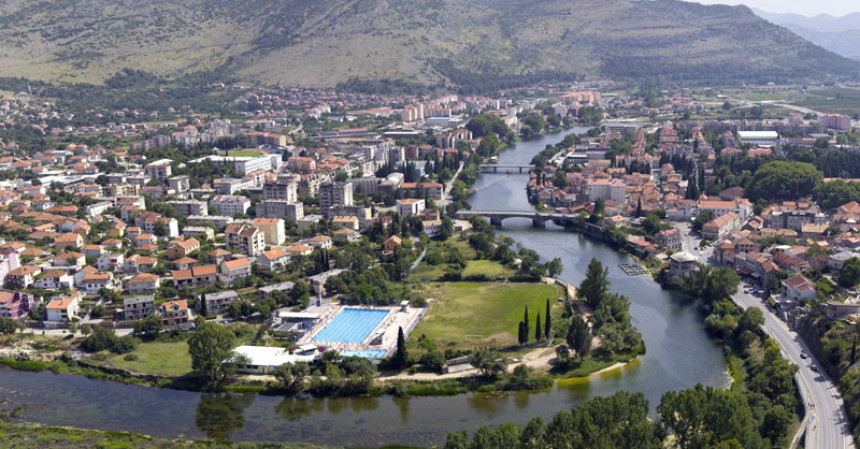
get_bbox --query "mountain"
[753,9,860,33]
[0,0,857,91]
[754,8,860,62]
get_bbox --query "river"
[0,129,727,448]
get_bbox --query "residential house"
[305,234,333,249]
[172,264,218,289]
[83,271,117,294]
[34,270,73,290]
[81,244,103,259]
[167,238,200,260]
[173,257,197,270]
[333,227,361,243]
[220,258,252,284]
[202,291,238,316]
[124,254,158,274]
[258,248,290,271]
[383,235,402,252]
[46,296,79,322]
[782,274,816,303]
[0,290,33,319]
[124,295,156,321]
[332,216,360,230]
[127,273,160,295]
[160,299,191,329]
[54,233,83,249]
[97,253,125,272]
[7,265,41,288]
[285,244,313,258]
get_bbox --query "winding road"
[679,224,854,449]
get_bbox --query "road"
[678,224,853,449]
[437,161,464,208]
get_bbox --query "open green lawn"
[219,149,264,157]
[413,282,563,348]
[107,341,192,376]
[462,260,516,279]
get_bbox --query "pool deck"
[299,304,425,357]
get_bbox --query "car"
[810,364,818,372]
[800,353,807,359]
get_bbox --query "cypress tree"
[200,293,207,318]
[394,327,408,369]
[544,298,551,340]
[517,321,526,345]
[635,198,642,218]
[535,312,542,342]
[523,306,529,344]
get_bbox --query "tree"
[760,405,791,445]
[153,220,169,237]
[746,160,823,202]
[200,293,208,317]
[737,307,764,334]
[567,315,591,360]
[545,257,563,278]
[273,362,310,395]
[188,321,237,381]
[636,197,643,217]
[133,314,163,340]
[838,257,860,288]
[544,298,552,340]
[469,348,506,378]
[579,258,609,308]
[518,321,527,346]
[535,312,542,342]
[393,326,408,369]
[522,306,529,344]
[80,325,118,352]
[555,344,570,366]
[0,318,22,334]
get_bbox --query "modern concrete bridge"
[478,164,534,173]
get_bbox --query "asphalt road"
[678,225,853,449]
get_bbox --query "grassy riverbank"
[0,421,428,449]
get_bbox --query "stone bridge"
[455,210,578,227]
[478,164,534,173]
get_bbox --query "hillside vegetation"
[0,0,856,90]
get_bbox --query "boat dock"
[619,263,649,276]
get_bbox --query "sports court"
[312,308,389,344]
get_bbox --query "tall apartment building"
[256,201,304,221]
[263,175,299,203]
[319,182,353,209]
[818,113,852,131]
[144,159,173,181]
[225,223,266,256]
[168,200,208,217]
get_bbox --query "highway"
[679,225,854,449]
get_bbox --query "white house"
[46,296,79,322]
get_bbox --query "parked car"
[800,353,807,359]
[810,364,818,372]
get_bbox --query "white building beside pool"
[229,345,319,374]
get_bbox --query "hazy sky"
[692,0,859,17]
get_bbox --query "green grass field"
[220,150,265,157]
[107,341,192,376]
[413,282,562,348]
[462,260,516,279]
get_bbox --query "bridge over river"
[478,164,534,173]
[455,209,579,227]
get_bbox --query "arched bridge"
[478,164,534,173]
[455,210,579,227]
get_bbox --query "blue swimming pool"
[341,349,389,360]
[312,308,389,344]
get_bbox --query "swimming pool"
[312,308,389,344]
[341,349,389,360]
